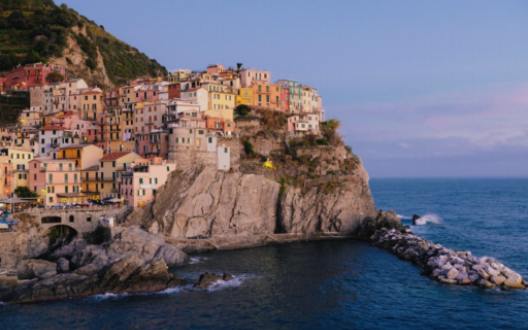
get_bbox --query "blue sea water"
[1,178,528,329]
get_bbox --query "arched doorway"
[47,225,78,250]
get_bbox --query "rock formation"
[130,113,377,247]
[358,212,527,289]
[0,226,187,303]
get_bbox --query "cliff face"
[131,114,376,244]
[133,163,374,242]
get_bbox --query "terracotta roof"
[101,151,132,161]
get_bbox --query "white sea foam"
[92,292,129,301]
[413,213,443,225]
[189,256,208,265]
[397,214,411,220]
[206,274,250,292]
[158,284,192,295]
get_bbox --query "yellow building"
[204,84,235,121]
[6,147,33,190]
[99,151,147,198]
[56,144,104,170]
[81,165,100,198]
[236,87,254,107]
[79,88,104,121]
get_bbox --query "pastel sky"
[58,0,528,177]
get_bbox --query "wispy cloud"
[328,82,528,176]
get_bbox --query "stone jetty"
[364,214,526,289]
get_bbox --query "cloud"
[328,82,528,176]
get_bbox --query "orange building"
[252,82,284,111]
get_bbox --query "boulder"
[447,267,459,280]
[491,275,506,286]
[17,259,57,280]
[503,274,524,289]
[56,258,70,273]
[478,279,496,289]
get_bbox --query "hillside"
[0,0,166,86]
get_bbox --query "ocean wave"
[92,292,129,301]
[206,274,251,292]
[413,213,443,225]
[89,274,251,301]
[158,284,193,295]
[397,214,411,220]
[189,256,208,265]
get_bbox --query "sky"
[58,0,528,177]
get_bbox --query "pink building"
[119,158,176,208]
[28,158,80,206]
[1,63,65,91]
[135,129,169,159]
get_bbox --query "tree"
[236,62,243,73]
[320,119,341,145]
[14,186,37,198]
[7,10,27,29]
[46,71,64,84]
[235,104,251,118]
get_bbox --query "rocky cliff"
[130,112,377,248]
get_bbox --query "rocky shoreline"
[1,210,526,304]
[360,212,526,290]
[0,226,188,304]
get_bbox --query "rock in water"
[360,215,526,290]
[412,214,421,225]
[194,272,234,289]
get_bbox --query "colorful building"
[28,158,81,206]
[55,144,103,170]
[1,63,65,91]
[98,151,147,198]
[119,158,176,208]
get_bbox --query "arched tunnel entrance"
[47,225,78,250]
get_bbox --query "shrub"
[83,225,111,245]
[14,186,37,198]
[320,119,341,145]
[45,71,64,83]
[243,140,254,156]
[235,104,251,118]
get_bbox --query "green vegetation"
[320,119,340,145]
[0,91,29,124]
[0,0,167,85]
[234,104,251,118]
[45,70,63,83]
[14,186,37,198]
[83,225,112,245]
[0,1,74,70]
[242,140,255,157]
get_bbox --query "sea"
[1,178,527,329]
